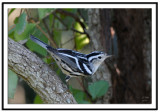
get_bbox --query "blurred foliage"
[34,95,43,104]
[88,80,109,100]
[69,86,90,104]
[8,8,109,104]
[75,22,89,50]
[8,8,15,16]
[38,8,55,20]
[15,12,27,35]
[8,69,18,99]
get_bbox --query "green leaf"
[69,86,90,104]
[64,16,75,29]
[14,23,36,41]
[74,22,89,50]
[8,69,18,99]
[8,8,15,16]
[74,91,90,104]
[75,34,89,50]
[14,17,19,24]
[79,9,88,22]
[54,18,65,29]
[34,95,43,104]
[15,12,27,34]
[43,57,52,64]
[64,9,77,14]
[88,80,109,100]
[8,25,16,39]
[49,14,54,29]
[74,91,85,103]
[53,30,61,46]
[38,8,55,20]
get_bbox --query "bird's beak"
[106,55,112,58]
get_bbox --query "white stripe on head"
[82,63,92,75]
[88,54,102,62]
[59,53,82,71]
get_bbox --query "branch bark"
[8,38,77,104]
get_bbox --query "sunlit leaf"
[74,22,89,50]
[75,22,84,32]
[8,69,18,99]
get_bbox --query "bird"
[30,35,112,82]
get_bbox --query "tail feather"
[30,35,49,50]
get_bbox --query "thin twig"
[61,37,74,46]
[52,12,68,30]
[71,28,86,34]
[55,9,86,29]
[42,18,52,37]
[55,9,90,38]
[52,12,85,34]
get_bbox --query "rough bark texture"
[111,9,151,103]
[8,38,77,104]
[87,9,112,104]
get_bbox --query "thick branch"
[8,38,77,104]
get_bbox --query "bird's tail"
[30,35,49,50]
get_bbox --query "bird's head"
[87,51,112,74]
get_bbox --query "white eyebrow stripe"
[59,53,82,71]
[83,63,92,75]
[88,54,102,62]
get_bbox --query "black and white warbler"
[30,35,111,82]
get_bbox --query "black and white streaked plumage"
[30,35,111,82]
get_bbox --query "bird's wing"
[55,52,83,73]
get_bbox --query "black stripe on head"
[87,51,103,59]
[90,58,97,63]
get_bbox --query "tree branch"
[8,38,77,104]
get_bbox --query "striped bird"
[30,35,111,81]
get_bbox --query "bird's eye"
[98,56,101,59]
